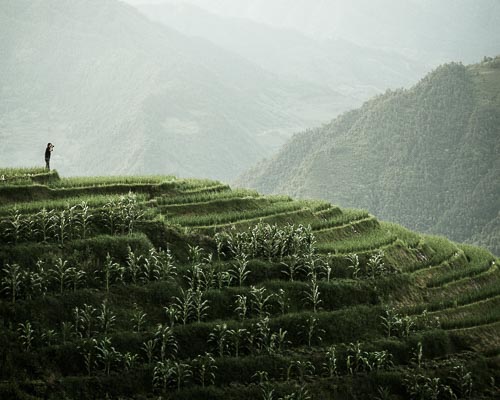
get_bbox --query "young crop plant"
[281,254,304,282]
[54,209,70,245]
[41,329,58,346]
[287,360,315,383]
[320,253,334,282]
[142,339,157,365]
[403,373,456,400]
[155,323,178,362]
[3,208,25,244]
[170,360,193,392]
[66,204,79,240]
[227,328,249,358]
[234,294,249,321]
[49,257,71,294]
[366,250,386,279]
[230,251,251,287]
[380,307,399,338]
[250,286,274,318]
[122,192,144,234]
[23,260,48,300]
[97,300,116,335]
[74,304,98,338]
[304,274,322,313]
[302,316,324,349]
[214,231,229,261]
[209,323,229,357]
[153,360,174,393]
[122,352,139,371]
[1,263,23,303]
[60,321,75,344]
[102,198,119,235]
[76,201,93,239]
[450,364,473,399]
[254,316,272,354]
[270,328,290,354]
[79,338,98,376]
[103,253,120,292]
[126,246,143,284]
[164,305,180,328]
[67,266,86,292]
[346,253,361,279]
[276,289,290,316]
[17,321,35,352]
[192,289,210,323]
[35,208,55,243]
[95,336,121,376]
[131,304,147,333]
[172,288,195,325]
[323,345,338,378]
[156,247,177,282]
[193,352,217,387]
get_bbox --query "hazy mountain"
[0,0,349,180]
[238,57,500,254]
[160,0,500,65]
[136,1,428,101]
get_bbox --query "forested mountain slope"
[238,58,500,254]
[0,0,346,180]
[0,170,499,399]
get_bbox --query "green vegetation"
[0,171,498,399]
[239,57,500,256]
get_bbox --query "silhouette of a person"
[45,143,54,170]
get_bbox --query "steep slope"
[0,171,499,399]
[0,0,346,180]
[136,1,428,101]
[238,58,500,254]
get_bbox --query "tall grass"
[169,200,329,228]
[50,175,176,188]
[153,188,260,206]
[0,167,47,177]
[436,294,500,329]
[310,209,370,231]
[317,228,397,254]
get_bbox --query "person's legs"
[45,158,50,170]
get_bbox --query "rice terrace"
[0,168,498,399]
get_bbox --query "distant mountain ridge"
[238,57,500,254]
[0,0,347,180]
[136,1,428,101]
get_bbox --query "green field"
[0,171,498,400]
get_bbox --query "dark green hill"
[238,57,500,255]
[0,171,499,399]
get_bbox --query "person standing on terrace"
[45,143,54,170]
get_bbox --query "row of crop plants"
[0,193,143,245]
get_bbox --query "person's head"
[47,143,51,147]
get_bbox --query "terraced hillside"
[0,169,499,399]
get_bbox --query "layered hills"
[136,1,428,101]
[0,169,499,399]
[239,57,500,255]
[0,0,349,180]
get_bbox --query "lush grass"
[170,200,329,228]
[311,209,370,231]
[0,172,499,400]
[49,175,176,188]
[316,226,397,254]
[153,188,260,206]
